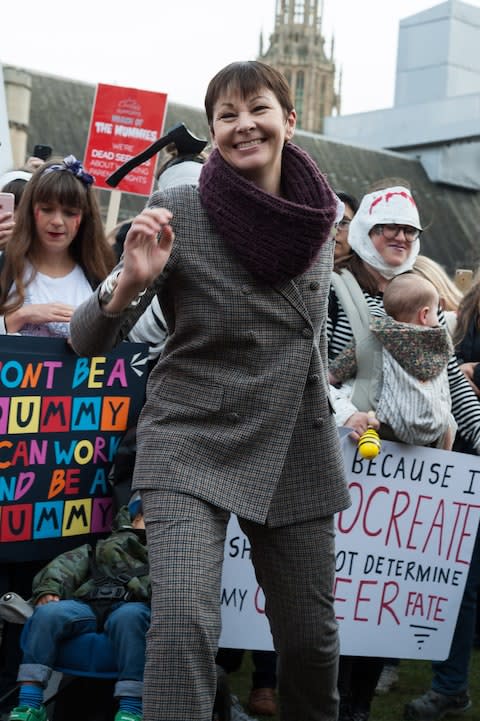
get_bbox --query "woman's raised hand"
[121,207,174,290]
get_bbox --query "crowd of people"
[0,59,479,721]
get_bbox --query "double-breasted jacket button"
[241,285,252,295]
[313,417,324,428]
[309,281,320,291]
[308,373,320,384]
[302,327,313,339]
[226,412,240,423]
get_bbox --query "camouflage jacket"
[31,507,150,605]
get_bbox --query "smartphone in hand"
[0,192,15,215]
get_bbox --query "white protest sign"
[219,514,272,650]
[219,438,480,660]
[335,436,480,659]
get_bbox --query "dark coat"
[31,508,150,604]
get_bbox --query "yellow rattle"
[357,412,381,459]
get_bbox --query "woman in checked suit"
[71,61,350,721]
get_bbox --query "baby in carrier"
[329,272,456,448]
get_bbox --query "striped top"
[328,284,480,450]
[128,295,168,362]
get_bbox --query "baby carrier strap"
[330,269,383,412]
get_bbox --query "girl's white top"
[1,263,92,337]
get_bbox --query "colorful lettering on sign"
[0,396,130,434]
[0,338,148,560]
[0,497,113,542]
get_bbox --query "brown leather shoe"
[248,687,277,716]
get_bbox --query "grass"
[229,649,480,720]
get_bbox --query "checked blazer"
[70,186,350,527]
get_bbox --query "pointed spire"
[257,0,339,133]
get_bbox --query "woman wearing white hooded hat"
[329,184,480,445]
[328,184,480,721]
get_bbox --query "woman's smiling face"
[369,224,416,267]
[210,86,296,195]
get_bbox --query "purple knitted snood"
[198,142,337,285]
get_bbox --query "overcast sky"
[2,0,480,115]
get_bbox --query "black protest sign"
[0,336,148,561]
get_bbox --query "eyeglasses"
[337,219,351,229]
[372,224,421,242]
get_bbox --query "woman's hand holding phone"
[0,192,15,249]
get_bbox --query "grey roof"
[26,69,480,275]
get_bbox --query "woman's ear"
[285,109,297,141]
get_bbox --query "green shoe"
[114,712,142,721]
[9,707,47,721]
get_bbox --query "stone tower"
[259,0,340,133]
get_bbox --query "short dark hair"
[205,61,294,129]
[336,191,359,215]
